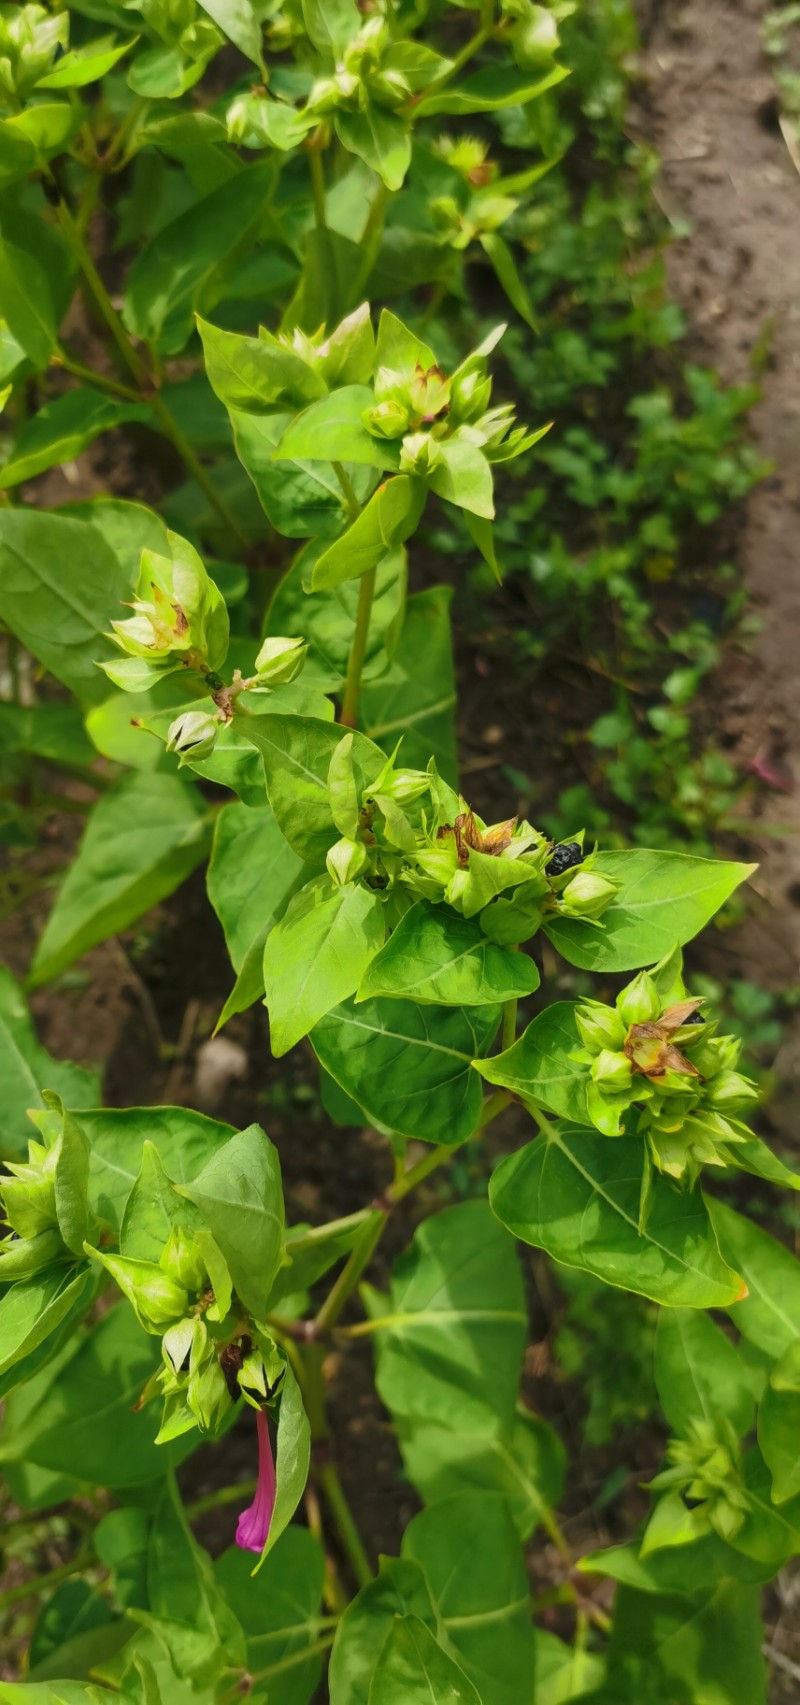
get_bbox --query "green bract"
[0,2,788,1702]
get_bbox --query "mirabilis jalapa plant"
[0,3,798,1703]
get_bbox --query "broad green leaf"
[415,63,569,117]
[268,542,406,693]
[335,107,412,193]
[47,1104,235,1237]
[311,477,425,590]
[474,1002,588,1119]
[244,714,386,865]
[147,1475,245,1681]
[261,1361,310,1559]
[329,1558,438,1705]
[428,436,495,520]
[301,0,360,55]
[759,1383,800,1505]
[374,309,436,379]
[216,1527,325,1702]
[230,407,377,538]
[398,1406,565,1544]
[654,1308,754,1438]
[367,1616,480,1704]
[178,1123,284,1320]
[369,1199,527,1431]
[124,163,274,354]
[0,507,135,703]
[37,34,135,88]
[264,879,385,1056]
[708,1198,800,1358]
[58,494,171,575]
[479,232,538,331]
[0,1303,181,1487]
[0,1266,93,1382]
[30,773,212,987]
[533,1630,605,1705]
[0,964,99,1162]
[403,1494,535,1705]
[358,901,539,1006]
[0,205,74,368]
[198,316,326,412]
[544,850,756,972]
[490,1126,745,1308]
[197,0,264,64]
[273,386,397,471]
[0,388,151,489]
[28,1581,112,1675]
[735,1446,800,1565]
[207,801,307,1022]
[600,1579,766,1705]
[120,1141,204,1263]
[362,586,458,785]
[579,1534,772,1596]
[311,997,499,1144]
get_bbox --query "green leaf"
[56,1104,236,1237]
[367,1615,480,1703]
[600,1579,766,1705]
[269,542,406,693]
[335,107,412,193]
[120,1141,204,1263]
[398,1407,565,1545]
[490,1126,745,1307]
[479,232,537,331]
[197,316,326,412]
[37,34,135,88]
[0,206,73,369]
[261,1360,310,1559]
[361,586,458,785]
[311,997,499,1144]
[124,163,274,354]
[654,1308,754,1437]
[264,878,385,1056]
[415,63,569,117]
[532,1629,605,1705]
[0,1267,93,1383]
[311,477,425,590]
[215,1527,325,1701]
[178,1123,284,1320]
[244,714,386,865]
[329,1558,438,1705]
[358,901,538,1006]
[301,0,360,54]
[707,1198,800,1358]
[428,436,495,520]
[369,1199,527,1431]
[230,407,376,538]
[759,1383,800,1505]
[0,506,136,704]
[207,801,308,1023]
[273,386,397,471]
[147,1475,245,1682]
[403,1494,535,1705]
[0,964,99,1162]
[474,1002,589,1121]
[543,850,757,972]
[28,1581,111,1674]
[30,773,212,987]
[0,1303,181,1487]
[196,0,264,64]
[0,387,151,489]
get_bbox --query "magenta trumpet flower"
[236,1407,276,1554]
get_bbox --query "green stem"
[184,1478,257,1521]
[53,349,142,403]
[389,1089,513,1205]
[285,1209,374,1255]
[340,567,376,728]
[317,1462,373,1590]
[412,13,492,109]
[309,142,327,230]
[313,1209,386,1336]
[0,1552,92,1612]
[352,182,390,300]
[250,1633,336,1685]
[332,461,361,523]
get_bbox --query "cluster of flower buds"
[362,323,534,475]
[102,531,230,694]
[319,734,618,948]
[0,1096,92,1280]
[500,0,561,71]
[0,3,68,99]
[574,968,758,1179]
[306,14,423,117]
[644,1418,750,1552]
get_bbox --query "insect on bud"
[327,836,369,887]
[166,710,220,765]
[559,869,618,920]
[617,971,661,1028]
[253,635,308,686]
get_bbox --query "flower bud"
[188,1354,232,1433]
[590,1048,633,1091]
[238,1345,285,1410]
[690,1033,740,1077]
[0,1227,65,1281]
[559,869,618,920]
[160,1225,207,1293]
[617,971,661,1027]
[575,1000,626,1055]
[409,365,450,422]
[1,1145,57,1240]
[450,364,492,423]
[86,1245,188,1335]
[512,6,559,70]
[363,399,410,440]
[703,1070,758,1110]
[166,710,220,766]
[399,431,442,476]
[162,1317,197,1378]
[375,767,430,805]
[327,836,369,887]
[253,635,308,686]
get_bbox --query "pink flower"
[236,1408,276,1554]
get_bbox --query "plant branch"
[184,1478,257,1521]
[340,567,377,728]
[313,1209,386,1336]
[52,349,142,403]
[317,1460,373,1589]
[308,141,327,230]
